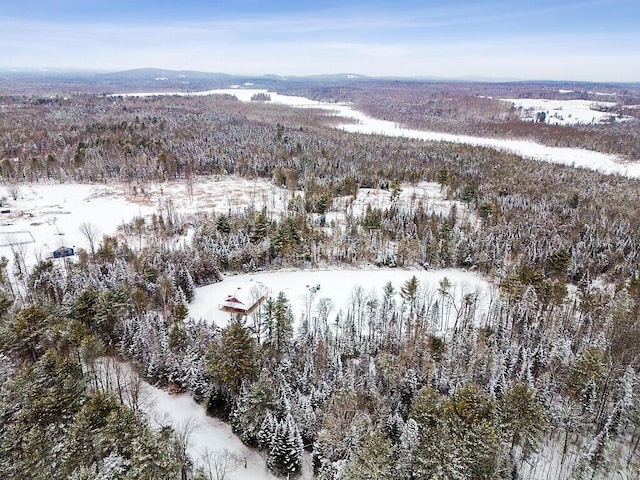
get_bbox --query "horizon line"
[1,66,638,86]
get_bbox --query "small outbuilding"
[53,246,75,258]
[219,287,265,316]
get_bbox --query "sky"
[1,0,639,82]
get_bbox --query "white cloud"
[1,6,639,81]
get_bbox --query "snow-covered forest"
[1,77,640,479]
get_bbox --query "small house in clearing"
[219,287,265,316]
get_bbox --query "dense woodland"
[286,81,640,159]
[1,78,640,479]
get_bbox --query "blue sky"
[1,0,639,81]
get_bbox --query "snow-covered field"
[500,98,628,125]
[0,178,297,271]
[0,184,156,269]
[189,267,495,332]
[327,180,475,229]
[110,88,640,179]
[0,178,461,274]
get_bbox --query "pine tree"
[499,384,547,454]
[206,319,258,398]
[396,418,420,478]
[258,411,278,451]
[250,210,271,243]
[263,292,294,362]
[267,414,303,477]
[343,429,395,480]
[231,371,280,446]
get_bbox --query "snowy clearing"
[110,88,640,179]
[0,178,302,272]
[0,178,459,273]
[328,180,475,227]
[145,385,282,479]
[0,184,156,269]
[189,267,495,332]
[500,98,629,125]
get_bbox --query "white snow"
[189,267,495,332]
[108,176,296,217]
[501,98,627,125]
[587,91,617,97]
[109,88,639,178]
[96,359,287,479]
[327,181,476,228]
[147,387,280,479]
[0,184,156,269]
[0,178,298,272]
[108,88,318,105]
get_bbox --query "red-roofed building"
[219,287,265,316]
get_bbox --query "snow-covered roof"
[219,287,265,315]
[224,287,252,306]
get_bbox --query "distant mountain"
[101,69,371,83]
[96,68,236,81]
[1,67,636,96]
[293,73,371,82]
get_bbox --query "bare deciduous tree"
[196,449,242,480]
[175,418,199,480]
[79,221,100,258]
[6,184,20,201]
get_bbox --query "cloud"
[0,1,639,81]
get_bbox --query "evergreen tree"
[206,319,258,398]
[499,384,547,454]
[258,411,278,451]
[231,370,280,446]
[267,414,303,477]
[0,304,51,362]
[263,292,294,363]
[250,210,271,243]
[343,429,395,480]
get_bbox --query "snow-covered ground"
[0,184,156,269]
[500,98,628,125]
[105,176,296,218]
[189,267,495,332]
[110,88,640,179]
[96,358,305,480]
[0,178,297,271]
[327,181,475,228]
[145,385,281,479]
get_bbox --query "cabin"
[219,287,265,316]
[53,246,74,259]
